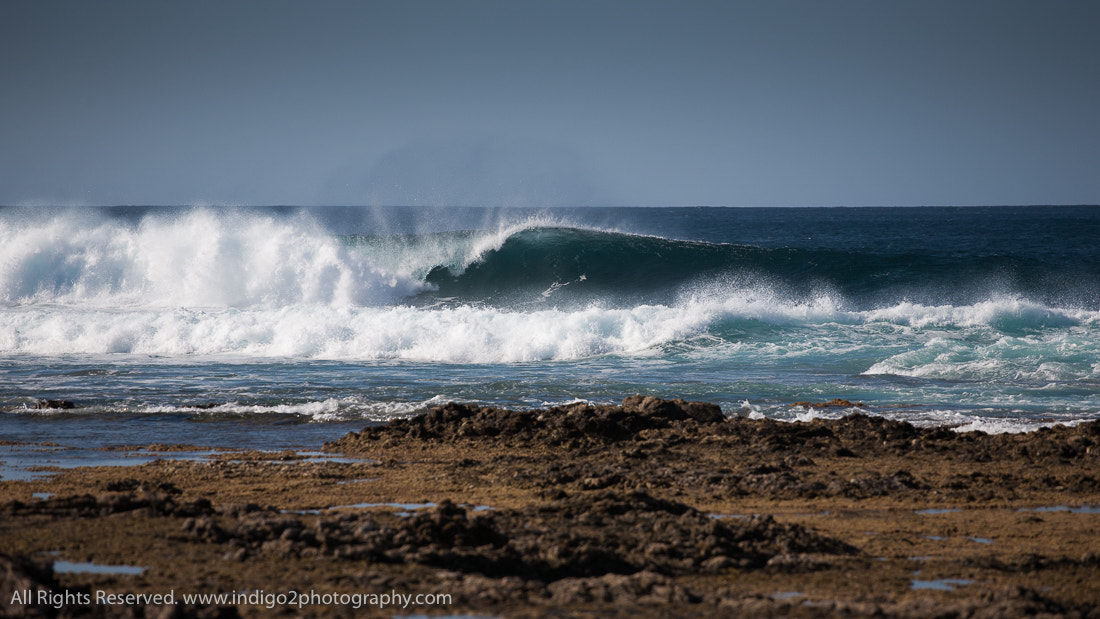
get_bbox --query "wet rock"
[739,471,828,498]
[183,516,229,543]
[828,471,921,498]
[546,570,698,604]
[331,401,1100,478]
[2,491,215,519]
[328,397,726,448]
[1,553,57,617]
[823,413,922,444]
[969,586,1092,619]
[179,490,856,585]
[32,399,76,410]
[0,552,238,618]
[9,395,1100,617]
[580,475,620,490]
[620,396,725,424]
[764,552,835,573]
[789,398,863,408]
[104,478,180,494]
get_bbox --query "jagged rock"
[620,395,725,423]
[173,490,857,583]
[329,396,726,448]
[32,399,76,410]
[789,398,863,408]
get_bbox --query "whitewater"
[1,205,1098,444]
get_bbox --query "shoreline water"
[3,394,1097,485]
[3,396,1099,617]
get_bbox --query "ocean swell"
[1,208,1097,379]
[3,208,1094,312]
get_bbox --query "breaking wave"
[1,208,1097,375]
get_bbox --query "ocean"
[1,205,1099,467]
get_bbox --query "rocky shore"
[3,397,1100,617]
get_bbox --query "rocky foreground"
[2,396,1100,618]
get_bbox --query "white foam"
[737,400,765,420]
[678,280,853,326]
[947,414,1091,435]
[0,209,425,308]
[4,281,1099,367]
[864,298,1088,330]
[863,329,1100,382]
[136,395,448,422]
[793,407,821,422]
[0,302,718,361]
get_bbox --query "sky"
[2,0,1098,207]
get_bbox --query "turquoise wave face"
[411,225,1097,310]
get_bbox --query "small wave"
[864,298,1084,331]
[135,395,448,422]
[909,409,1093,435]
[862,309,1100,383]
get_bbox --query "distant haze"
[2,0,1098,207]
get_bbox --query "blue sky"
[2,0,1098,207]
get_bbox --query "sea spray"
[0,209,425,308]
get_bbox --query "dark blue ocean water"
[1,205,1098,462]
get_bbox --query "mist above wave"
[0,208,603,310]
[0,208,427,308]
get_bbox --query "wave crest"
[0,209,425,308]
